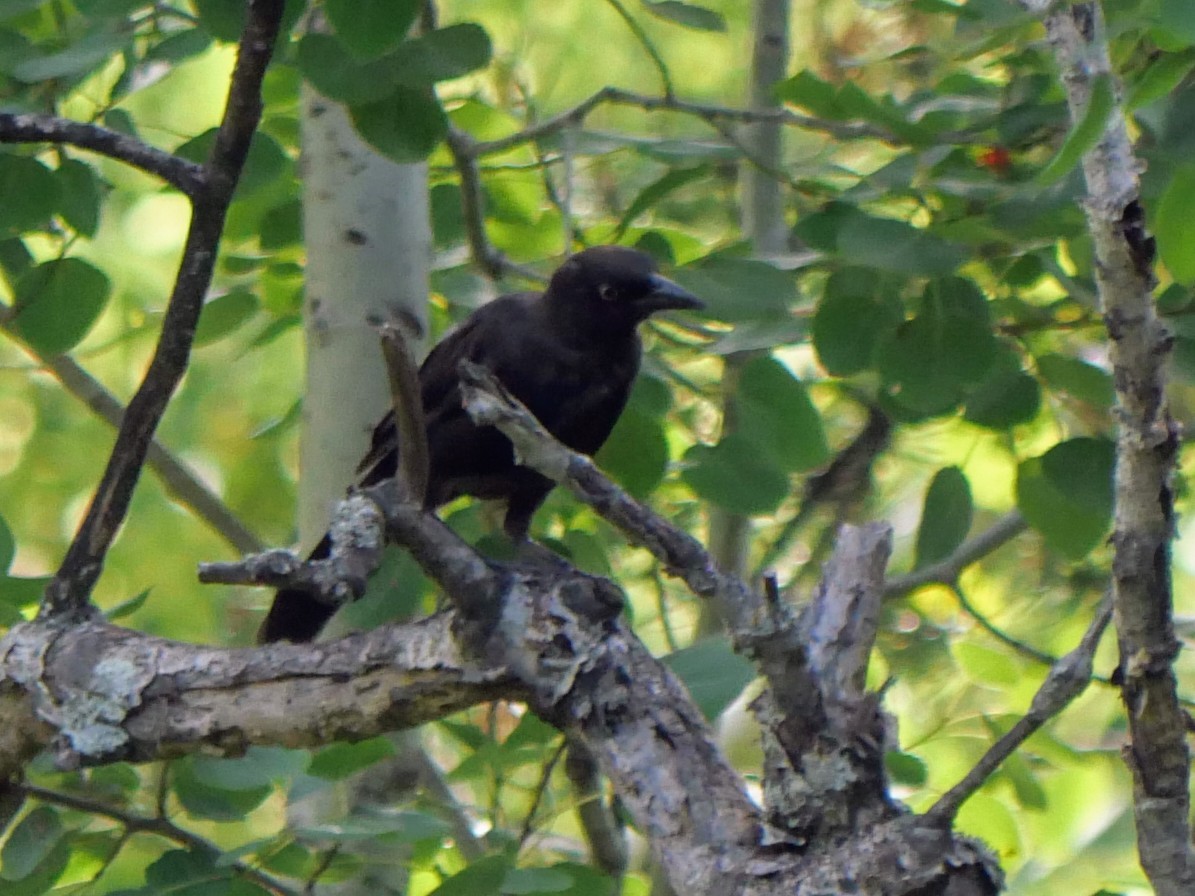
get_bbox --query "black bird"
[259,245,703,643]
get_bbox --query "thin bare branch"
[884,511,1028,597]
[21,783,299,896]
[0,113,204,197]
[603,0,674,97]
[927,596,1113,823]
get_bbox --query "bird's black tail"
[257,534,335,643]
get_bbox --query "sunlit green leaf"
[1155,163,1195,284]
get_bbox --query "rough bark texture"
[1022,2,1192,891]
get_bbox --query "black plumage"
[259,245,702,643]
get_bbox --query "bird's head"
[546,246,703,336]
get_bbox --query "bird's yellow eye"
[599,283,618,301]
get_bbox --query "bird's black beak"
[640,274,704,313]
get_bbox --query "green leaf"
[0,513,12,573]
[54,159,103,237]
[1157,0,1195,44]
[106,587,151,621]
[775,70,840,117]
[615,166,709,236]
[671,257,796,322]
[963,368,1041,428]
[641,1,727,32]
[812,268,903,375]
[172,757,272,821]
[682,434,790,515]
[914,467,972,569]
[662,638,756,720]
[954,642,1020,685]
[1,806,63,881]
[194,289,260,346]
[175,130,289,198]
[1155,163,1195,284]
[308,737,396,780]
[836,213,966,276]
[390,23,492,84]
[11,31,129,82]
[0,840,69,895]
[734,356,829,472]
[1036,353,1114,408]
[325,0,420,59]
[0,575,50,613]
[297,33,399,104]
[597,405,669,499]
[1035,74,1114,186]
[296,808,451,843]
[192,0,246,41]
[884,751,928,786]
[876,312,996,415]
[10,258,112,356]
[501,866,576,894]
[431,855,511,896]
[191,747,306,790]
[1127,49,1195,110]
[260,199,302,250]
[1016,438,1114,560]
[0,154,60,235]
[350,88,449,162]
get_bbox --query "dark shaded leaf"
[1155,163,1195,284]
[0,154,60,235]
[914,467,972,569]
[309,737,396,780]
[194,289,260,346]
[325,0,420,59]
[1016,438,1114,560]
[1,806,62,881]
[1036,353,1114,408]
[812,268,903,375]
[11,258,111,356]
[641,1,727,32]
[1035,74,1113,186]
[350,88,448,162]
[682,434,790,515]
[671,257,796,322]
[734,356,829,472]
[54,158,102,237]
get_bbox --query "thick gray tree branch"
[0,612,508,781]
[1020,2,1191,892]
[0,113,205,196]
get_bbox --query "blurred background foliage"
[1,0,1194,892]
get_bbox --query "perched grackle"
[259,245,703,643]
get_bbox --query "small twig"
[953,585,1056,667]
[469,87,899,159]
[21,783,299,896]
[603,0,674,98]
[927,595,1113,823]
[516,738,567,853]
[379,323,429,506]
[884,511,1029,597]
[0,114,205,197]
[41,0,286,620]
